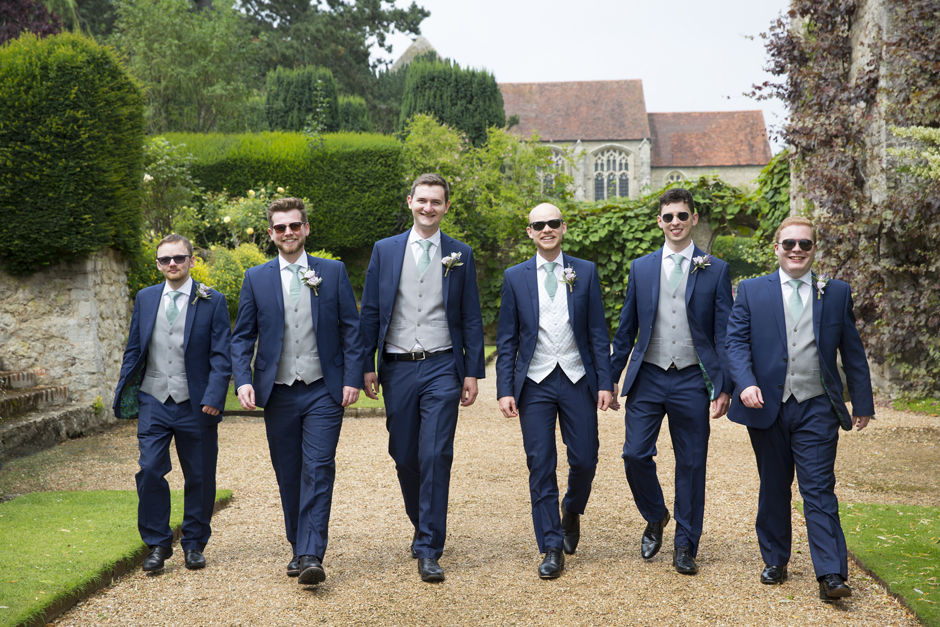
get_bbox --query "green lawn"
[224,345,498,412]
[893,396,940,416]
[0,490,232,627]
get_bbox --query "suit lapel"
[812,276,822,347]
[268,258,285,316]
[563,253,575,327]
[389,231,409,306]
[307,254,319,334]
[183,281,198,352]
[140,286,160,353]
[766,273,788,346]
[649,249,663,313]
[685,246,702,307]
[440,233,452,313]
[523,255,539,327]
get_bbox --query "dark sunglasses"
[529,219,563,231]
[661,211,691,223]
[156,254,191,266]
[778,239,814,251]
[270,221,307,234]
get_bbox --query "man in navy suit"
[496,203,613,579]
[358,173,485,583]
[610,188,733,575]
[231,197,363,586]
[114,234,232,572]
[725,216,874,601]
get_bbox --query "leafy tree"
[111,0,260,133]
[141,137,200,237]
[0,0,62,44]
[400,58,506,146]
[240,0,429,98]
[74,0,117,40]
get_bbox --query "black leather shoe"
[286,554,301,577]
[561,508,580,555]
[418,558,445,582]
[673,545,698,575]
[760,564,788,585]
[538,547,565,579]
[819,574,852,600]
[184,550,206,570]
[142,545,173,572]
[410,529,418,559]
[298,555,326,585]
[641,510,670,559]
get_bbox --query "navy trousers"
[747,394,846,579]
[264,378,344,560]
[380,352,462,560]
[623,362,710,556]
[518,365,599,553]
[136,392,218,551]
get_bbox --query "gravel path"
[3,361,936,626]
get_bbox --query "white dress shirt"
[779,268,812,311]
[278,252,309,298]
[161,277,193,320]
[660,241,695,278]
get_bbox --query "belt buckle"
[412,350,427,361]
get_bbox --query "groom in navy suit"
[358,173,485,583]
[496,203,613,579]
[114,234,232,572]
[231,197,363,586]
[725,216,874,601]
[610,188,733,575]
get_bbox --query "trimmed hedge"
[338,95,372,132]
[265,65,339,133]
[161,132,404,251]
[0,32,145,275]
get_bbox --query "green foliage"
[892,396,940,416]
[338,95,373,132]
[205,246,251,321]
[142,137,200,237]
[111,0,260,133]
[400,59,506,146]
[0,32,144,276]
[737,149,791,277]
[265,65,339,133]
[370,51,437,135]
[0,0,62,44]
[127,235,164,300]
[711,235,763,281]
[178,183,292,253]
[891,126,940,182]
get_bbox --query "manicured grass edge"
[846,548,934,627]
[18,492,234,627]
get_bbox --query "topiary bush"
[0,32,144,276]
[338,95,372,132]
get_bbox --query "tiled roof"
[499,80,650,141]
[649,111,771,167]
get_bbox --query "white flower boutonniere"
[442,252,463,277]
[691,254,713,274]
[302,269,322,295]
[814,274,830,300]
[560,265,577,292]
[191,283,212,306]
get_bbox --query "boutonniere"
[813,273,830,299]
[302,269,322,295]
[191,283,212,305]
[560,264,577,292]
[442,252,463,277]
[691,254,713,274]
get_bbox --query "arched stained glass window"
[592,148,630,200]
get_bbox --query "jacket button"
[778,384,783,389]
[782,358,787,362]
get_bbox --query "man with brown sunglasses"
[231,197,363,586]
[725,215,874,602]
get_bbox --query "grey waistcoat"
[140,299,189,404]
[386,243,452,352]
[644,263,698,370]
[276,279,323,385]
[782,294,825,403]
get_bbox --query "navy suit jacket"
[358,230,485,383]
[610,246,734,399]
[725,272,875,430]
[113,281,232,425]
[495,254,612,402]
[230,254,363,408]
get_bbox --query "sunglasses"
[156,254,191,266]
[661,211,691,223]
[529,219,563,231]
[778,239,815,251]
[270,221,307,234]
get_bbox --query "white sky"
[377,0,790,152]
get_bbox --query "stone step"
[0,371,37,390]
[0,386,69,419]
[0,401,117,462]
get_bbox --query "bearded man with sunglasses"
[496,203,613,579]
[231,197,363,586]
[610,187,734,576]
[114,234,232,572]
[725,216,873,602]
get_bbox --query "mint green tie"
[166,291,181,326]
[417,240,432,275]
[668,254,685,290]
[543,261,557,300]
[788,279,804,320]
[288,264,302,303]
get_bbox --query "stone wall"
[650,164,765,192]
[0,249,130,408]
[548,139,651,202]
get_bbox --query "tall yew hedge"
[0,33,144,275]
[265,65,339,133]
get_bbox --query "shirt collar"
[536,251,564,270]
[409,227,441,248]
[162,277,193,298]
[662,241,695,261]
[278,253,308,272]
[778,268,812,286]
